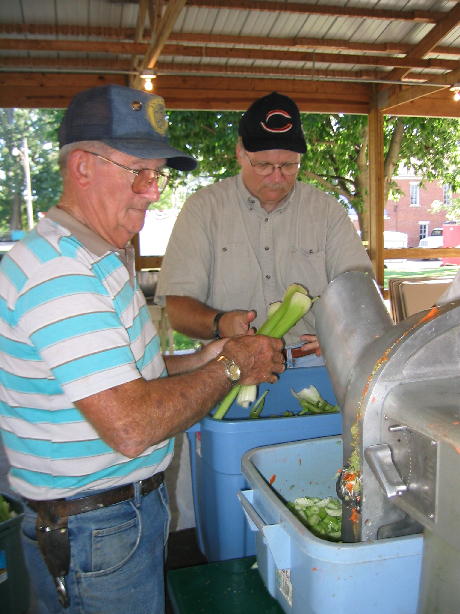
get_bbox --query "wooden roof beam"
[135,0,186,87]
[378,66,460,111]
[1,24,459,58]
[186,0,447,23]
[0,54,438,87]
[1,38,457,73]
[382,3,460,86]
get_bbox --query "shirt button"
[222,247,228,252]
[264,246,270,251]
[265,218,269,222]
[265,274,271,279]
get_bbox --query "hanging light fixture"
[450,85,460,102]
[140,69,157,92]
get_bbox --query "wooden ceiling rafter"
[381,3,460,86]
[0,1,458,113]
[2,37,458,74]
[1,23,459,59]
[185,0,448,23]
[132,0,187,89]
[377,3,460,110]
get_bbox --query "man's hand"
[217,309,257,338]
[222,334,285,385]
[298,334,322,356]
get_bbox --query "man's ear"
[68,149,93,187]
[235,142,244,167]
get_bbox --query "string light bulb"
[140,69,157,92]
[450,86,460,102]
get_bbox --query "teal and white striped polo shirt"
[0,207,171,500]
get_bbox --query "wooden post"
[367,104,385,289]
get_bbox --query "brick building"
[384,172,457,248]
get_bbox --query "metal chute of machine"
[313,271,460,613]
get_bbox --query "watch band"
[212,311,225,339]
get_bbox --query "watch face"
[218,355,241,383]
[228,362,241,382]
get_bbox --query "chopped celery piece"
[287,496,342,542]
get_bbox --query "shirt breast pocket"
[212,242,258,303]
[284,247,328,298]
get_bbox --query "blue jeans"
[21,482,170,614]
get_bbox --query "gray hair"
[58,141,111,175]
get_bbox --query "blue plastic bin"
[239,436,423,614]
[186,366,341,562]
[0,493,30,614]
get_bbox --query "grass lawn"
[383,261,459,290]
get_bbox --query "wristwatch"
[217,354,241,384]
[212,311,225,339]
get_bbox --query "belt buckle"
[285,347,295,368]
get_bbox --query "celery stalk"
[214,284,313,420]
[213,385,241,420]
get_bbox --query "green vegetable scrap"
[287,496,342,541]
[0,495,14,522]
[291,385,339,415]
[249,390,269,419]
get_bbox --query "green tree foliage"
[167,110,460,238]
[0,108,64,233]
[1,107,458,240]
[167,110,241,181]
[431,196,460,222]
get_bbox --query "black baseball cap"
[239,91,306,154]
[59,85,197,171]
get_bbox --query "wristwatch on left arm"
[216,354,241,384]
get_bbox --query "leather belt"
[26,471,164,519]
[286,347,316,359]
[290,347,315,358]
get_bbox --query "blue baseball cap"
[59,85,197,171]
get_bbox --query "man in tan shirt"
[156,92,373,366]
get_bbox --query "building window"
[419,222,428,241]
[443,184,452,206]
[410,183,420,206]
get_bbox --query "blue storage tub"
[186,366,341,562]
[239,436,423,614]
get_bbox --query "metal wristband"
[212,311,225,339]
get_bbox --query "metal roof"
[0,0,459,114]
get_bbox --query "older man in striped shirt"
[0,85,284,614]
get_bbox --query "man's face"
[237,145,300,210]
[82,149,167,248]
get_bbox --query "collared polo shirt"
[0,207,171,500]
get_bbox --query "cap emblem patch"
[260,109,292,134]
[147,97,168,135]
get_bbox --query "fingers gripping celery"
[213,284,313,420]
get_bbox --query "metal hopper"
[313,271,460,613]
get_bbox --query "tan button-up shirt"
[156,174,373,346]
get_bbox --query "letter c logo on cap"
[260,109,292,134]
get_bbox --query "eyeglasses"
[244,151,300,176]
[83,151,170,194]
